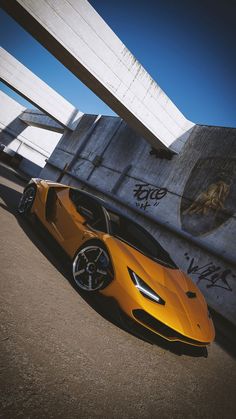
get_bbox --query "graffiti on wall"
[184,252,235,292]
[133,183,167,211]
[181,158,236,236]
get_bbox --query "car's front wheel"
[72,241,113,292]
[18,185,36,215]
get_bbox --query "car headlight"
[128,268,165,305]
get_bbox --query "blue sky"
[0,0,235,127]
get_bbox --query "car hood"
[106,237,215,343]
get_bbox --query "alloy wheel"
[18,186,36,214]
[72,245,113,291]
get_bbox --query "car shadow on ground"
[0,161,28,187]
[1,164,235,359]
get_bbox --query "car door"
[45,187,84,244]
[45,187,107,256]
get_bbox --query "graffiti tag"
[133,183,167,211]
[184,253,235,292]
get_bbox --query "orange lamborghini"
[18,178,215,347]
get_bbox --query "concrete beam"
[19,109,65,133]
[0,90,62,167]
[0,47,83,130]
[1,0,194,152]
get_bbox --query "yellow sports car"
[18,178,215,347]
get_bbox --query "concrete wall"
[0,47,83,130]
[0,90,62,175]
[41,115,236,326]
[1,0,194,152]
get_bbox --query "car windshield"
[106,209,177,269]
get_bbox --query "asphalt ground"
[1,161,236,419]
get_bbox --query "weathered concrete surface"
[20,109,64,133]
[0,90,62,173]
[1,0,194,152]
[1,162,236,419]
[41,116,236,326]
[0,47,83,129]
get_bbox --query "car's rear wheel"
[72,242,113,292]
[18,185,36,215]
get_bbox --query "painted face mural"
[181,158,236,236]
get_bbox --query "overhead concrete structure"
[1,0,195,152]
[19,109,64,133]
[0,90,62,175]
[0,47,83,130]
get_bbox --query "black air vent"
[186,291,196,299]
[132,309,209,346]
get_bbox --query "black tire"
[72,240,114,292]
[17,185,36,216]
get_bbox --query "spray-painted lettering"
[184,252,235,292]
[133,183,167,211]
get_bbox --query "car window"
[69,188,107,232]
[107,209,177,268]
